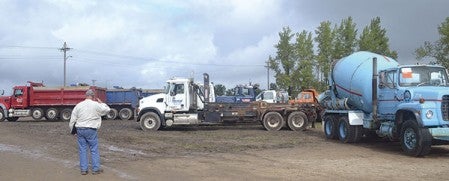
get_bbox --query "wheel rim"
[62,112,71,120]
[143,116,156,129]
[120,109,131,119]
[325,119,332,135]
[267,115,281,127]
[0,112,4,120]
[291,115,305,128]
[339,122,347,139]
[48,110,57,119]
[33,110,42,119]
[404,128,417,150]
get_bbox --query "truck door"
[11,88,26,109]
[378,70,399,116]
[167,83,188,112]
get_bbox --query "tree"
[293,30,315,94]
[333,16,358,59]
[214,84,226,96]
[358,17,398,59]
[314,21,334,91]
[269,26,296,95]
[416,17,449,69]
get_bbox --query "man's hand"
[96,98,103,103]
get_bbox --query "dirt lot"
[2,118,449,181]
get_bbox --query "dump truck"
[319,51,449,156]
[105,88,142,120]
[136,74,320,131]
[0,81,106,122]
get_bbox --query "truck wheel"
[337,116,360,143]
[119,108,133,120]
[0,109,5,121]
[140,112,161,131]
[107,108,118,120]
[45,108,59,121]
[323,115,338,139]
[6,117,19,122]
[60,108,72,122]
[31,108,44,120]
[287,111,308,131]
[400,120,432,156]
[263,112,284,131]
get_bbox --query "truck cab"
[216,85,256,103]
[377,65,449,126]
[136,74,215,130]
[256,90,289,103]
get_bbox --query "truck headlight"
[425,110,433,119]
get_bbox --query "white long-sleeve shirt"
[69,99,110,130]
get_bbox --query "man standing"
[69,89,110,175]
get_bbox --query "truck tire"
[337,116,361,143]
[60,108,72,122]
[140,112,161,131]
[287,111,308,131]
[107,108,118,120]
[323,115,338,139]
[262,112,284,131]
[31,108,44,120]
[45,108,59,121]
[119,108,133,120]
[0,109,5,121]
[400,120,432,156]
[6,117,19,122]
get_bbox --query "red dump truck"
[0,81,106,122]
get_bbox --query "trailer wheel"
[60,108,72,122]
[0,109,5,121]
[6,117,19,122]
[262,112,284,131]
[119,108,133,120]
[31,108,44,120]
[45,108,59,121]
[140,112,161,131]
[107,108,118,120]
[400,120,432,156]
[337,116,361,143]
[323,115,338,139]
[287,111,308,131]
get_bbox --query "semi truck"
[105,88,142,120]
[0,81,106,122]
[136,74,320,131]
[320,51,449,156]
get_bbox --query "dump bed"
[29,86,106,106]
[106,89,141,108]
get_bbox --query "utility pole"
[59,42,71,87]
[265,61,270,90]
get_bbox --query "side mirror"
[0,90,4,95]
[170,91,176,96]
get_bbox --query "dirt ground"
[2,118,449,181]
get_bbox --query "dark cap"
[85,89,95,97]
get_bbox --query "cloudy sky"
[0,0,448,94]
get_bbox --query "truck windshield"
[399,66,449,87]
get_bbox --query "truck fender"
[395,109,423,128]
[136,107,165,125]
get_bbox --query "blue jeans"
[77,128,101,172]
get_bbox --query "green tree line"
[269,16,397,96]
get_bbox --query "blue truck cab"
[216,85,257,103]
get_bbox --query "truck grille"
[442,95,449,121]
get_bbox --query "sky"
[0,0,448,94]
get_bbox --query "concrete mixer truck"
[320,51,449,156]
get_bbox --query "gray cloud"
[0,0,448,94]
